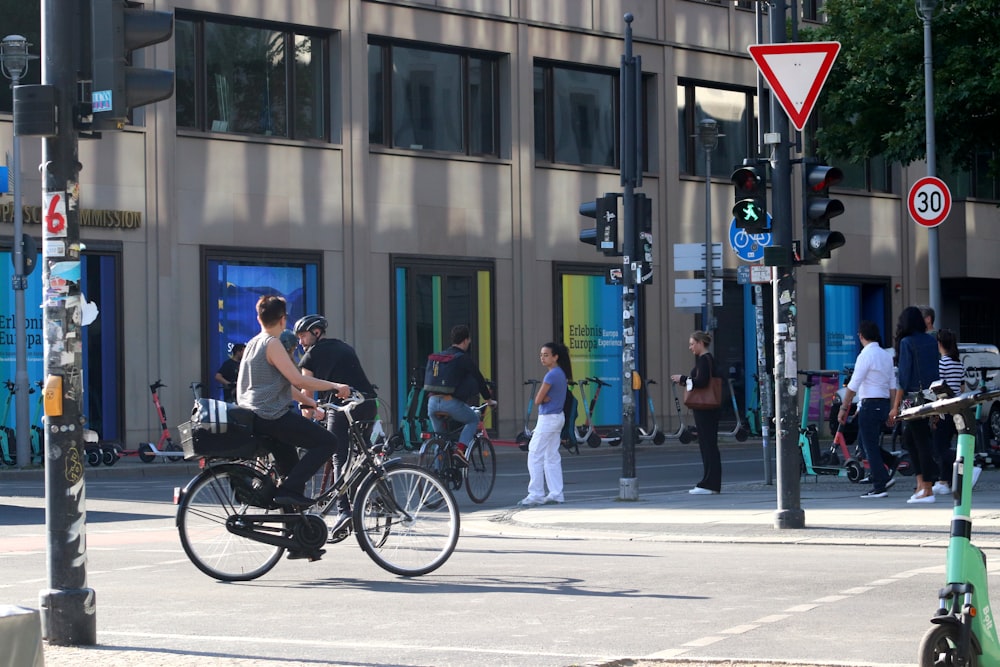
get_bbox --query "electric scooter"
[516,379,540,452]
[663,381,696,444]
[797,369,854,478]
[720,370,750,441]
[575,377,608,448]
[635,376,666,445]
[133,380,184,462]
[900,382,1000,667]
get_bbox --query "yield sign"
[748,41,841,131]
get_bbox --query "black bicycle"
[418,401,497,504]
[175,392,460,581]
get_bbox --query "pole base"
[39,588,96,645]
[773,509,805,530]
[619,477,639,501]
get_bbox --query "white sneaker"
[326,513,352,542]
[907,491,936,504]
[518,496,544,507]
[543,495,564,505]
[688,486,718,495]
[932,482,951,495]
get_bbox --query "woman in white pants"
[519,341,571,506]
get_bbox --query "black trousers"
[253,410,338,495]
[692,407,722,492]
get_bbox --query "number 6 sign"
[44,191,68,238]
[907,176,951,228]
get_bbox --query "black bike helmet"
[293,314,328,335]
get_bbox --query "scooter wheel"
[86,448,101,467]
[138,443,155,463]
[679,428,695,445]
[102,448,119,466]
[735,426,750,442]
[845,459,864,483]
[918,624,975,667]
[516,432,530,452]
[586,432,601,449]
[652,432,666,446]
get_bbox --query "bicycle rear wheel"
[354,463,459,576]
[465,436,496,503]
[176,463,284,581]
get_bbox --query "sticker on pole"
[748,42,840,131]
[44,191,68,239]
[907,176,951,228]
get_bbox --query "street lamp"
[1,34,38,469]
[697,118,722,332]
[915,0,941,323]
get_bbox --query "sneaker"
[907,490,936,504]
[885,477,896,489]
[451,447,469,468]
[932,481,952,495]
[688,486,718,495]
[860,489,888,498]
[327,513,352,542]
[518,496,544,507]
[273,489,316,508]
[972,465,983,489]
[543,495,564,505]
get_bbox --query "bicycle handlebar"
[317,390,368,414]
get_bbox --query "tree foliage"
[806,0,1000,172]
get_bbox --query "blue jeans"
[858,398,890,492]
[427,395,478,446]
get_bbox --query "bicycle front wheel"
[354,463,459,576]
[465,436,496,503]
[176,463,284,581]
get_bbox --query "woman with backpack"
[518,341,572,507]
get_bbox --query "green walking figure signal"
[731,161,769,233]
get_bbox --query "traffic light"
[731,161,768,233]
[802,160,846,263]
[579,193,620,256]
[90,0,175,130]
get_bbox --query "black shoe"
[286,548,326,561]
[273,489,316,508]
[452,448,469,468]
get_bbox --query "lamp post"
[1,34,38,469]
[697,118,721,332]
[916,0,941,321]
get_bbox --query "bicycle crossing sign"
[729,217,773,262]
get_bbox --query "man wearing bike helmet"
[426,324,494,463]
[295,314,377,538]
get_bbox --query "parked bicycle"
[175,391,460,581]
[419,401,497,504]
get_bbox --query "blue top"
[897,332,940,393]
[538,366,568,415]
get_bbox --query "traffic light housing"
[579,193,620,256]
[731,161,768,233]
[90,0,175,130]
[802,161,846,263]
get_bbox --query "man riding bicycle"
[425,325,494,463]
[294,314,377,539]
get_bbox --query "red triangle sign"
[748,41,841,131]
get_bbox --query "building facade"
[1,0,998,445]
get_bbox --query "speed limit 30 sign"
[907,176,951,228]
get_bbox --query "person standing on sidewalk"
[931,328,965,495]
[839,321,896,499]
[671,330,722,495]
[889,305,941,504]
[519,341,570,506]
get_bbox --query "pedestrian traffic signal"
[731,162,769,233]
[90,0,175,130]
[802,160,846,263]
[579,193,620,256]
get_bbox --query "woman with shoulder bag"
[671,330,722,495]
[888,306,940,504]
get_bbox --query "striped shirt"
[939,356,965,395]
[236,333,291,420]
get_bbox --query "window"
[369,41,500,156]
[836,156,892,193]
[678,82,762,178]
[534,61,650,169]
[940,151,1000,202]
[176,14,329,140]
[201,249,321,400]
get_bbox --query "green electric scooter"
[900,382,1000,667]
